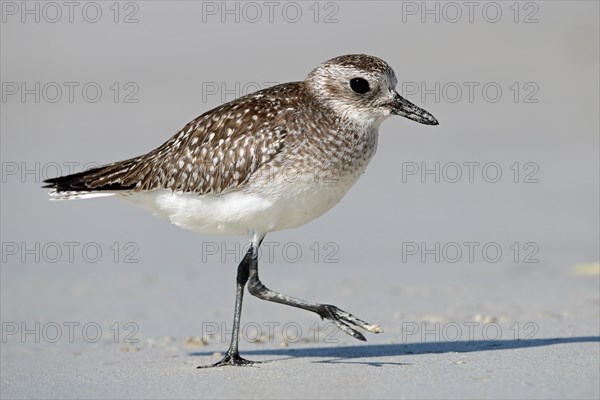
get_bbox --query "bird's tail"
[43,161,138,200]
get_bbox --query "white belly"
[121,172,362,236]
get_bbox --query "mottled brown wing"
[44,83,303,196]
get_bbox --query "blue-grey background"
[1,1,598,399]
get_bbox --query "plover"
[43,54,439,367]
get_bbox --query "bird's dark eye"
[349,78,370,94]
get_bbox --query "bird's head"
[306,54,439,128]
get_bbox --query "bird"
[43,54,439,368]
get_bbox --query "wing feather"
[44,83,305,198]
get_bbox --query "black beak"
[391,91,439,125]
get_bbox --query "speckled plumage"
[81,80,375,196]
[44,54,438,235]
[45,55,436,204]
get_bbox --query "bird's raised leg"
[197,241,261,368]
[247,260,382,341]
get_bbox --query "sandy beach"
[1,1,598,398]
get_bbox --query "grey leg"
[247,257,382,341]
[197,242,260,368]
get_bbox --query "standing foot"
[197,352,261,369]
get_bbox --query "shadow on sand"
[190,336,600,366]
